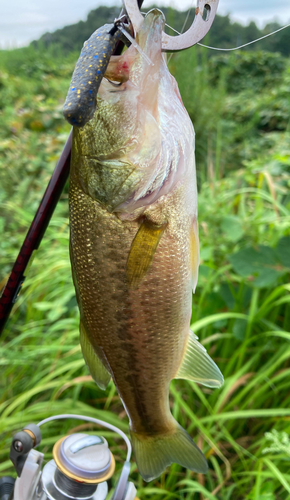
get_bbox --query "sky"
[1,0,290,48]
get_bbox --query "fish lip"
[144,8,166,25]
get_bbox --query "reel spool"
[42,434,114,500]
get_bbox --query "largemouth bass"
[68,9,223,481]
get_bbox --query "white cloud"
[1,0,290,47]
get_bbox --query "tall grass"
[0,45,290,499]
[1,174,289,499]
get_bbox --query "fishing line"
[169,0,195,62]
[198,22,290,51]
[141,1,194,63]
[117,24,154,65]
[37,413,132,462]
[180,0,195,36]
[140,1,195,36]
[165,21,290,51]
[141,8,290,52]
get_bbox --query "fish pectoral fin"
[126,218,167,289]
[80,321,111,390]
[175,330,224,388]
[130,420,208,482]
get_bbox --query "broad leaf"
[229,239,289,288]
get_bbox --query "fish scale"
[70,168,191,424]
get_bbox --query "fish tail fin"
[130,422,208,482]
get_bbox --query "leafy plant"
[263,430,290,456]
[0,41,290,500]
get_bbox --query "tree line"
[33,6,290,56]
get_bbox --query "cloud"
[143,0,290,26]
[218,0,290,26]
[1,0,290,47]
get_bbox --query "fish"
[68,9,224,482]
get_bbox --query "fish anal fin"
[190,219,200,292]
[126,218,167,289]
[175,330,224,388]
[130,420,208,482]
[80,321,111,390]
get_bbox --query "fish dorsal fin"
[80,321,111,390]
[175,330,224,388]
[126,218,167,289]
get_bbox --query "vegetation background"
[0,5,290,499]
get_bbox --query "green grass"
[0,45,290,499]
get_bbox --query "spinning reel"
[0,415,137,500]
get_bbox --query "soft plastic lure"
[63,24,124,127]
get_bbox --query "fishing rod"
[0,0,219,336]
[0,0,144,336]
[0,132,72,336]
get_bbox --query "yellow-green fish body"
[69,10,223,481]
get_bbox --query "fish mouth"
[103,9,165,90]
